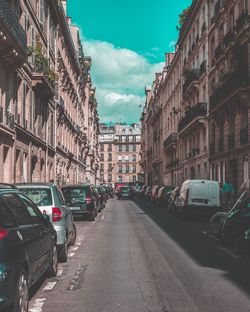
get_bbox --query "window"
[108,174,112,182]
[118,165,122,173]
[18,194,42,224]
[133,165,136,173]
[108,153,112,161]
[108,163,112,172]
[100,164,104,171]
[100,144,104,152]
[132,154,136,162]
[100,174,104,182]
[126,165,129,173]
[133,176,137,182]
[2,193,31,226]
[126,145,129,152]
[133,145,136,152]
[0,198,15,227]
[100,153,104,161]
[21,188,52,207]
[108,144,112,151]
[118,145,122,152]
[118,176,122,182]
[126,136,129,143]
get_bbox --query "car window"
[62,187,88,204]
[56,187,65,205]
[18,194,43,224]
[1,193,32,226]
[0,197,16,227]
[20,188,52,206]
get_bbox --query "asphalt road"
[29,198,250,312]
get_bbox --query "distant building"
[99,123,143,186]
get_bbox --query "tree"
[177,6,190,31]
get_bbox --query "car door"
[18,193,53,272]
[1,193,42,283]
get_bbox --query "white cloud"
[82,39,164,122]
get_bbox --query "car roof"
[0,183,17,189]
[0,189,20,195]
[61,184,90,188]
[15,183,55,189]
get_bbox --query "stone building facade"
[0,0,99,185]
[99,123,142,187]
[141,0,250,192]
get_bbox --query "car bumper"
[54,224,67,245]
[185,205,219,216]
[0,263,18,309]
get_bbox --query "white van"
[175,180,220,217]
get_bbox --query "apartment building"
[99,123,142,186]
[142,0,250,192]
[0,0,99,185]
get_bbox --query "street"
[29,198,250,312]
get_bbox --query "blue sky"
[68,0,191,123]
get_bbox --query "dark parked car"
[94,186,105,212]
[0,189,57,312]
[220,190,250,250]
[117,186,133,199]
[0,183,17,189]
[61,184,98,221]
[156,186,173,208]
[144,186,152,200]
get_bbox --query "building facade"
[141,0,250,192]
[99,123,142,186]
[0,0,99,185]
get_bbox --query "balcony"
[200,60,206,75]
[6,111,14,129]
[183,69,201,94]
[0,0,27,65]
[240,127,248,145]
[235,12,250,33]
[218,138,224,153]
[224,30,235,47]
[32,60,56,98]
[178,103,207,133]
[228,133,235,149]
[163,133,177,150]
[210,47,248,110]
[215,0,224,18]
[214,43,225,61]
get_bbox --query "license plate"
[70,207,81,211]
[123,194,129,197]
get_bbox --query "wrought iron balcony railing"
[0,0,27,55]
[183,69,201,93]
[6,111,14,129]
[178,103,207,133]
[163,133,177,150]
[235,12,250,33]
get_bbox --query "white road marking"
[68,252,75,257]
[101,215,105,221]
[58,269,63,277]
[29,298,46,312]
[71,246,79,251]
[76,241,82,246]
[43,281,57,291]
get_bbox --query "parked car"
[219,190,250,250]
[0,189,57,312]
[168,186,180,214]
[174,180,220,218]
[94,186,105,212]
[117,186,133,199]
[16,183,76,262]
[133,185,143,196]
[0,183,17,189]
[156,186,173,208]
[144,186,152,200]
[150,185,160,203]
[61,184,98,221]
[140,185,147,198]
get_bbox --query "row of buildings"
[99,123,143,187]
[0,0,99,185]
[141,0,250,192]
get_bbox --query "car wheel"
[90,212,95,221]
[58,240,68,263]
[69,224,77,246]
[47,243,58,277]
[13,269,29,312]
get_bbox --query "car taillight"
[86,196,92,205]
[52,207,63,222]
[0,229,8,240]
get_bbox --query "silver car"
[15,183,76,262]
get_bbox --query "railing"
[6,111,14,129]
[0,0,27,54]
[214,43,225,60]
[240,127,248,145]
[178,103,207,133]
[228,133,235,149]
[183,69,201,93]
[235,12,250,33]
[163,133,177,150]
[215,0,222,17]
[224,30,235,47]
[200,60,206,75]
[210,62,248,109]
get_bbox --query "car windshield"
[62,187,89,204]
[121,187,129,192]
[20,188,52,206]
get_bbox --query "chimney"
[61,0,67,14]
